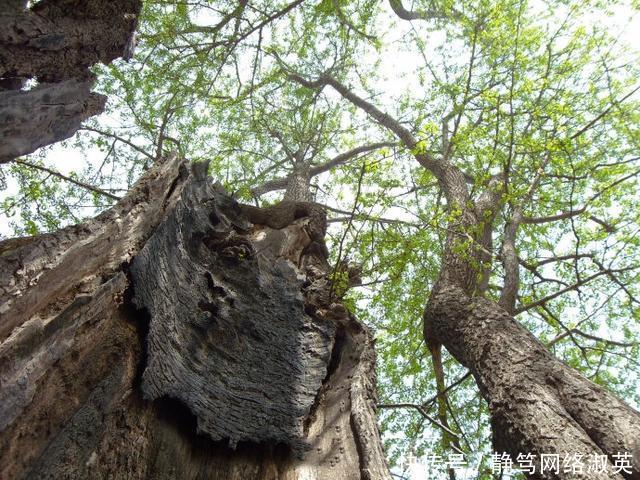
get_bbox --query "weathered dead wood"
[0,157,392,479]
[0,0,141,163]
[131,172,336,454]
[0,80,105,163]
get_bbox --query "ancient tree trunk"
[416,167,640,480]
[0,156,392,480]
[425,283,640,480]
[0,0,141,163]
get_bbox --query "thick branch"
[288,73,471,206]
[312,142,396,176]
[529,253,594,267]
[522,206,586,225]
[0,81,105,164]
[428,342,464,459]
[499,158,548,313]
[427,285,640,477]
[289,74,419,149]
[499,212,522,314]
[251,142,395,197]
[473,174,504,294]
[388,0,457,21]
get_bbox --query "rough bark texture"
[0,0,139,82]
[0,156,392,480]
[283,160,312,202]
[420,172,640,480]
[425,284,640,480]
[0,0,141,163]
[131,168,334,454]
[0,80,105,163]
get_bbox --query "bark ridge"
[131,169,335,454]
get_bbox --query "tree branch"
[332,0,377,40]
[570,84,640,140]
[288,72,470,205]
[251,141,396,197]
[522,206,586,225]
[529,253,594,267]
[388,0,458,21]
[377,403,463,453]
[329,163,366,299]
[423,371,473,408]
[14,160,121,201]
[572,329,637,348]
[515,266,639,314]
[499,156,549,313]
[80,127,154,160]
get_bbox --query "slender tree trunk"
[289,71,640,480]
[0,156,392,480]
[283,159,313,202]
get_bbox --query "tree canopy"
[2,0,640,477]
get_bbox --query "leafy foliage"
[2,0,640,476]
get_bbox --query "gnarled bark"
[0,0,139,83]
[0,156,392,480]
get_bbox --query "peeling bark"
[130,170,334,454]
[0,157,392,479]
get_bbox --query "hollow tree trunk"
[0,0,141,163]
[0,156,392,480]
[425,282,640,480]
